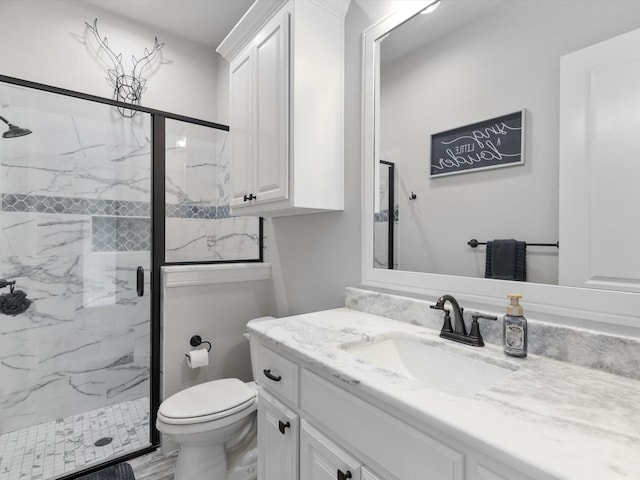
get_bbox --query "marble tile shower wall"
[164,132,260,263]
[0,107,154,436]
[0,104,259,436]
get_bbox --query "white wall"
[216,55,231,125]
[380,0,640,285]
[263,1,395,316]
[0,0,218,122]
[160,265,276,451]
[161,269,275,396]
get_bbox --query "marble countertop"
[247,308,640,480]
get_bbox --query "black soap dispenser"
[503,293,527,358]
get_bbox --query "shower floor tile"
[0,397,150,480]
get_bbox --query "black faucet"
[430,294,497,347]
[430,294,466,335]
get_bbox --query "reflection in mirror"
[373,0,640,287]
[374,161,397,269]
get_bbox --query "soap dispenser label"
[506,324,524,348]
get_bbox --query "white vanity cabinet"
[250,337,536,480]
[362,468,385,480]
[300,420,363,480]
[251,340,300,480]
[256,387,298,480]
[475,466,510,480]
[466,452,536,480]
[301,369,464,480]
[217,0,349,217]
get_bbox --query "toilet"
[156,378,257,480]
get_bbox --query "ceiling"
[381,0,505,66]
[85,0,255,48]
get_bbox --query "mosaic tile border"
[2,194,150,217]
[2,194,251,254]
[374,207,399,223]
[92,217,151,252]
[2,194,230,220]
[165,203,228,220]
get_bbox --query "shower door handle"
[136,266,144,297]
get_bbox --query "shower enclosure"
[374,160,396,269]
[0,76,261,479]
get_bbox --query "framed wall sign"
[430,110,525,177]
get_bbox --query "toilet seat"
[158,378,256,425]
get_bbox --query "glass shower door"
[0,82,152,478]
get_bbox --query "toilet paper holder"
[188,335,212,352]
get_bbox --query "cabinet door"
[466,450,535,480]
[301,369,464,480]
[362,467,386,480]
[257,387,298,480]
[254,10,290,205]
[300,420,362,480]
[475,466,509,480]
[229,44,254,208]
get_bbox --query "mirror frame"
[361,1,639,333]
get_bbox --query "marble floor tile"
[0,397,149,480]
[128,449,177,480]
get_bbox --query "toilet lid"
[159,378,255,420]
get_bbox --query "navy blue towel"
[485,239,526,281]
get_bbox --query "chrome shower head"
[0,115,32,138]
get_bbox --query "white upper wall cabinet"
[218,0,349,217]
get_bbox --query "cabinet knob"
[263,369,282,382]
[243,193,257,201]
[278,420,291,434]
[337,470,352,480]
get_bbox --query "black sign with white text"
[430,110,524,177]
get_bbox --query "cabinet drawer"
[301,369,464,480]
[251,341,299,407]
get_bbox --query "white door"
[559,27,640,292]
[300,420,362,480]
[229,45,254,208]
[257,388,298,480]
[254,11,290,205]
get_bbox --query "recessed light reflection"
[421,0,440,15]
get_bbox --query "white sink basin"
[344,337,517,397]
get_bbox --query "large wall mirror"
[362,0,640,331]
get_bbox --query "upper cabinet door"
[559,27,640,292]
[255,11,290,204]
[229,46,254,208]
[219,0,347,216]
